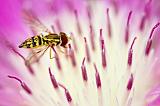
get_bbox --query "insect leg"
[49,47,56,59]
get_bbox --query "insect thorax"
[42,34,61,46]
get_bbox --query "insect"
[19,32,70,49]
[19,10,71,64]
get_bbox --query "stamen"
[128,37,137,66]
[26,65,35,75]
[8,75,32,95]
[110,0,119,14]
[100,29,103,50]
[68,44,76,67]
[106,8,112,38]
[84,37,90,62]
[94,63,101,88]
[70,32,78,51]
[139,16,146,31]
[89,25,95,51]
[144,0,152,17]
[7,43,34,75]
[65,0,74,11]
[145,22,160,56]
[51,25,56,33]
[58,83,72,103]
[49,68,58,89]
[125,11,132,44]
[65,89,72,103]
[127,74,134,91]
[86,6,95,51]
[145,39,152,56]
[7,43,25,61]
[81,57,88,81]
[55,19,62,32]
[149,22,160,39]
[100,29,107,68]
[87,5,92,24]
[52,47,62,70]
[74,10,82,36]
[139,0,152,31]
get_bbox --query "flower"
[0,0,160,106]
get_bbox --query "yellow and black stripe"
[29,35,44,48]
[19,35,44,48]
[19,33,61,48]
[43,34,61,46]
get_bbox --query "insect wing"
[22,10,51,35]
[25,46,49,65]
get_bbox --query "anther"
[68,44,76,67]
[139,0,152,31]
[145,39,152,56]
[111,0,119,14]
[139,16,146,31]
[26,64,35,75]
[125,11,132,44]
[128,37,137,66]
[94,63,101,88]
[100,29,107,68]
[58,83,72,103]
[145,22,160,56]
[127,74,134,91]
[65,89,72,103]
[144,0,152,17]
[149,22,160,39]
[106,8,112,38]
[74,10,82,35]
[8,75,32,94]
[81,57,88,81]
[84,37,90,62]
[49,68,58,89]
[87,5,92,24]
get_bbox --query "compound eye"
[60,32,68,47]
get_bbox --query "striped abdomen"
[19,34,61,48]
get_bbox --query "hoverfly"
[19,10,71,64]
